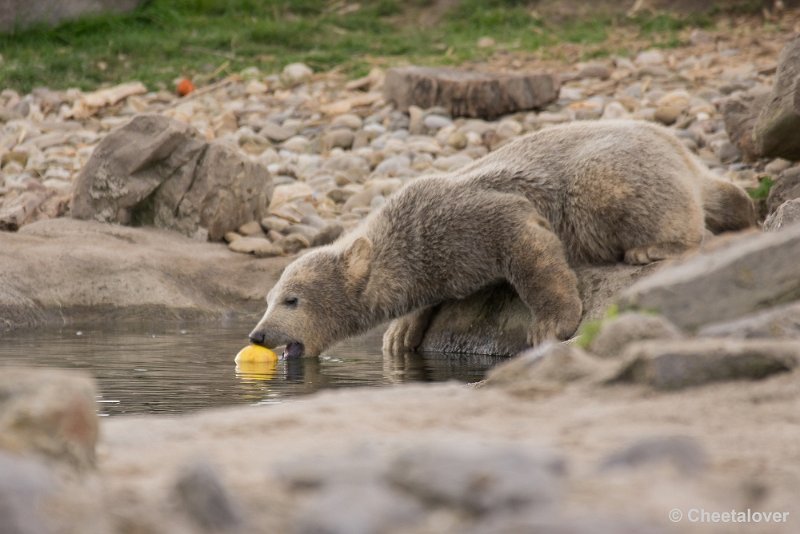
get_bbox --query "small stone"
[281,62,313,86]
[312,222,345,247]
[477,36,496,48]
[690,29,713,45]
[635,49,665,66]
[270,183,314,209]
[578,62,611,80]
[765,158,793,175]
[327,188,355,204]
[423,114,453,131]
[282,135,310,153]
[260,215,290,233]
[223,231,242,243]
[245,80,268,95]
[601,101,631,120]
[331,113,363,130]
[260,121,295,143]
[174,462,241,531]
[446,130,468,149]
[322,129,355,151]
[612,339,800,390]
[433,154,473,171]
[228,237,282,257]
[588,313,682,359]
[408,105,424,135]
[237,220,265,237]
[374,154,411,176]
[654,91,690,125]
[599,435,707,475]
[278,233,311,254]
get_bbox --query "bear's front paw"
[382,309,433,356]
[527,299,582,347]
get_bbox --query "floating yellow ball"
[234,344,278,364]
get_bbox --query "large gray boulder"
[0,0,143,32]
[752,35,800,159]
[419,263,660,356]
[0,218,289,332]
[619,226,800,331]
[71,114,273,241]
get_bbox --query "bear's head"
[249,236,372,358]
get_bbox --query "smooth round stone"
[433,154,473,172]
[423,115,453,131]
[374,155,411,176]
[282,136,311,153]
[331,114,363,130]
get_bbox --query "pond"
[0,317,503,416]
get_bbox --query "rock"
[71,114,273,241]
[174,462,242,531]
[238,220,265,237]
[260,215,291,233]
[433,153,473,171]
[384,66,559,120]
[601,101,630,120]
[388,440,564,513]
[295,481,422,534]
[766,167,800,214]
[281,62,313,86]
[331,113,363,130]
[0,0,143,32]
[270,182,314,209]
[722,89,770,160]
[321,128,354,151]
[311,222,344,247]
[764,198,800,231]
[599,436,707,475]
[423,114,452,130]
[485,342,608,393]
[477,36,496,48]
[654,90,690,125]
[0,368,98,470]
[0,451,53,534]
[588,313,683,359]
[753,35,800,159]
[577,62,611,80]
[374,154,410,176]
[613,339,799,390]
[0,218,290,331]
[278,233,311,254]
[764,158,793,175]
[0,191,51,231]
[635,49,665,66]
[228,236,283,257]
[420,263,660,356]
[698,300,800,339]
[223,231,241,243]
[260,121,295,143]
[619,226,800,331]
[282,135,310,153]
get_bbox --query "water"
[0,318,503,416]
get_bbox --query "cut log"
[753,35,800,159]
[384,66,559,120]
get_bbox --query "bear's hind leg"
[504,216,583,347]
[382,306,437,356]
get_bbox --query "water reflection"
[0,318,504,416]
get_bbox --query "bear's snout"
[248,330,267,346]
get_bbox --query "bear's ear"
[344,236,372,285]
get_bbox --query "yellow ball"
[234,344,278,364]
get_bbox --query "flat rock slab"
[613,339,800,390]
[0,218,289,332]
[384,67,559,120]
[619,226,800,331]
[420,263,660,356]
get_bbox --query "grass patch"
[575,304,620,349]
[747,176,775,201]
[0,0,723,93]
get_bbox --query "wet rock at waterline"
[0,218,290,331]
[70,114,273,241]
[420,263,660,356]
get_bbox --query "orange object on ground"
[176,78,195,96]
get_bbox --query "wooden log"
[384,66,559,120]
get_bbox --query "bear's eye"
[283,297,299,307]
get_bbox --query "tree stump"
[384,66,560,120]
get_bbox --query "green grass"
[0,0,719,93]
[747,176,775,201]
